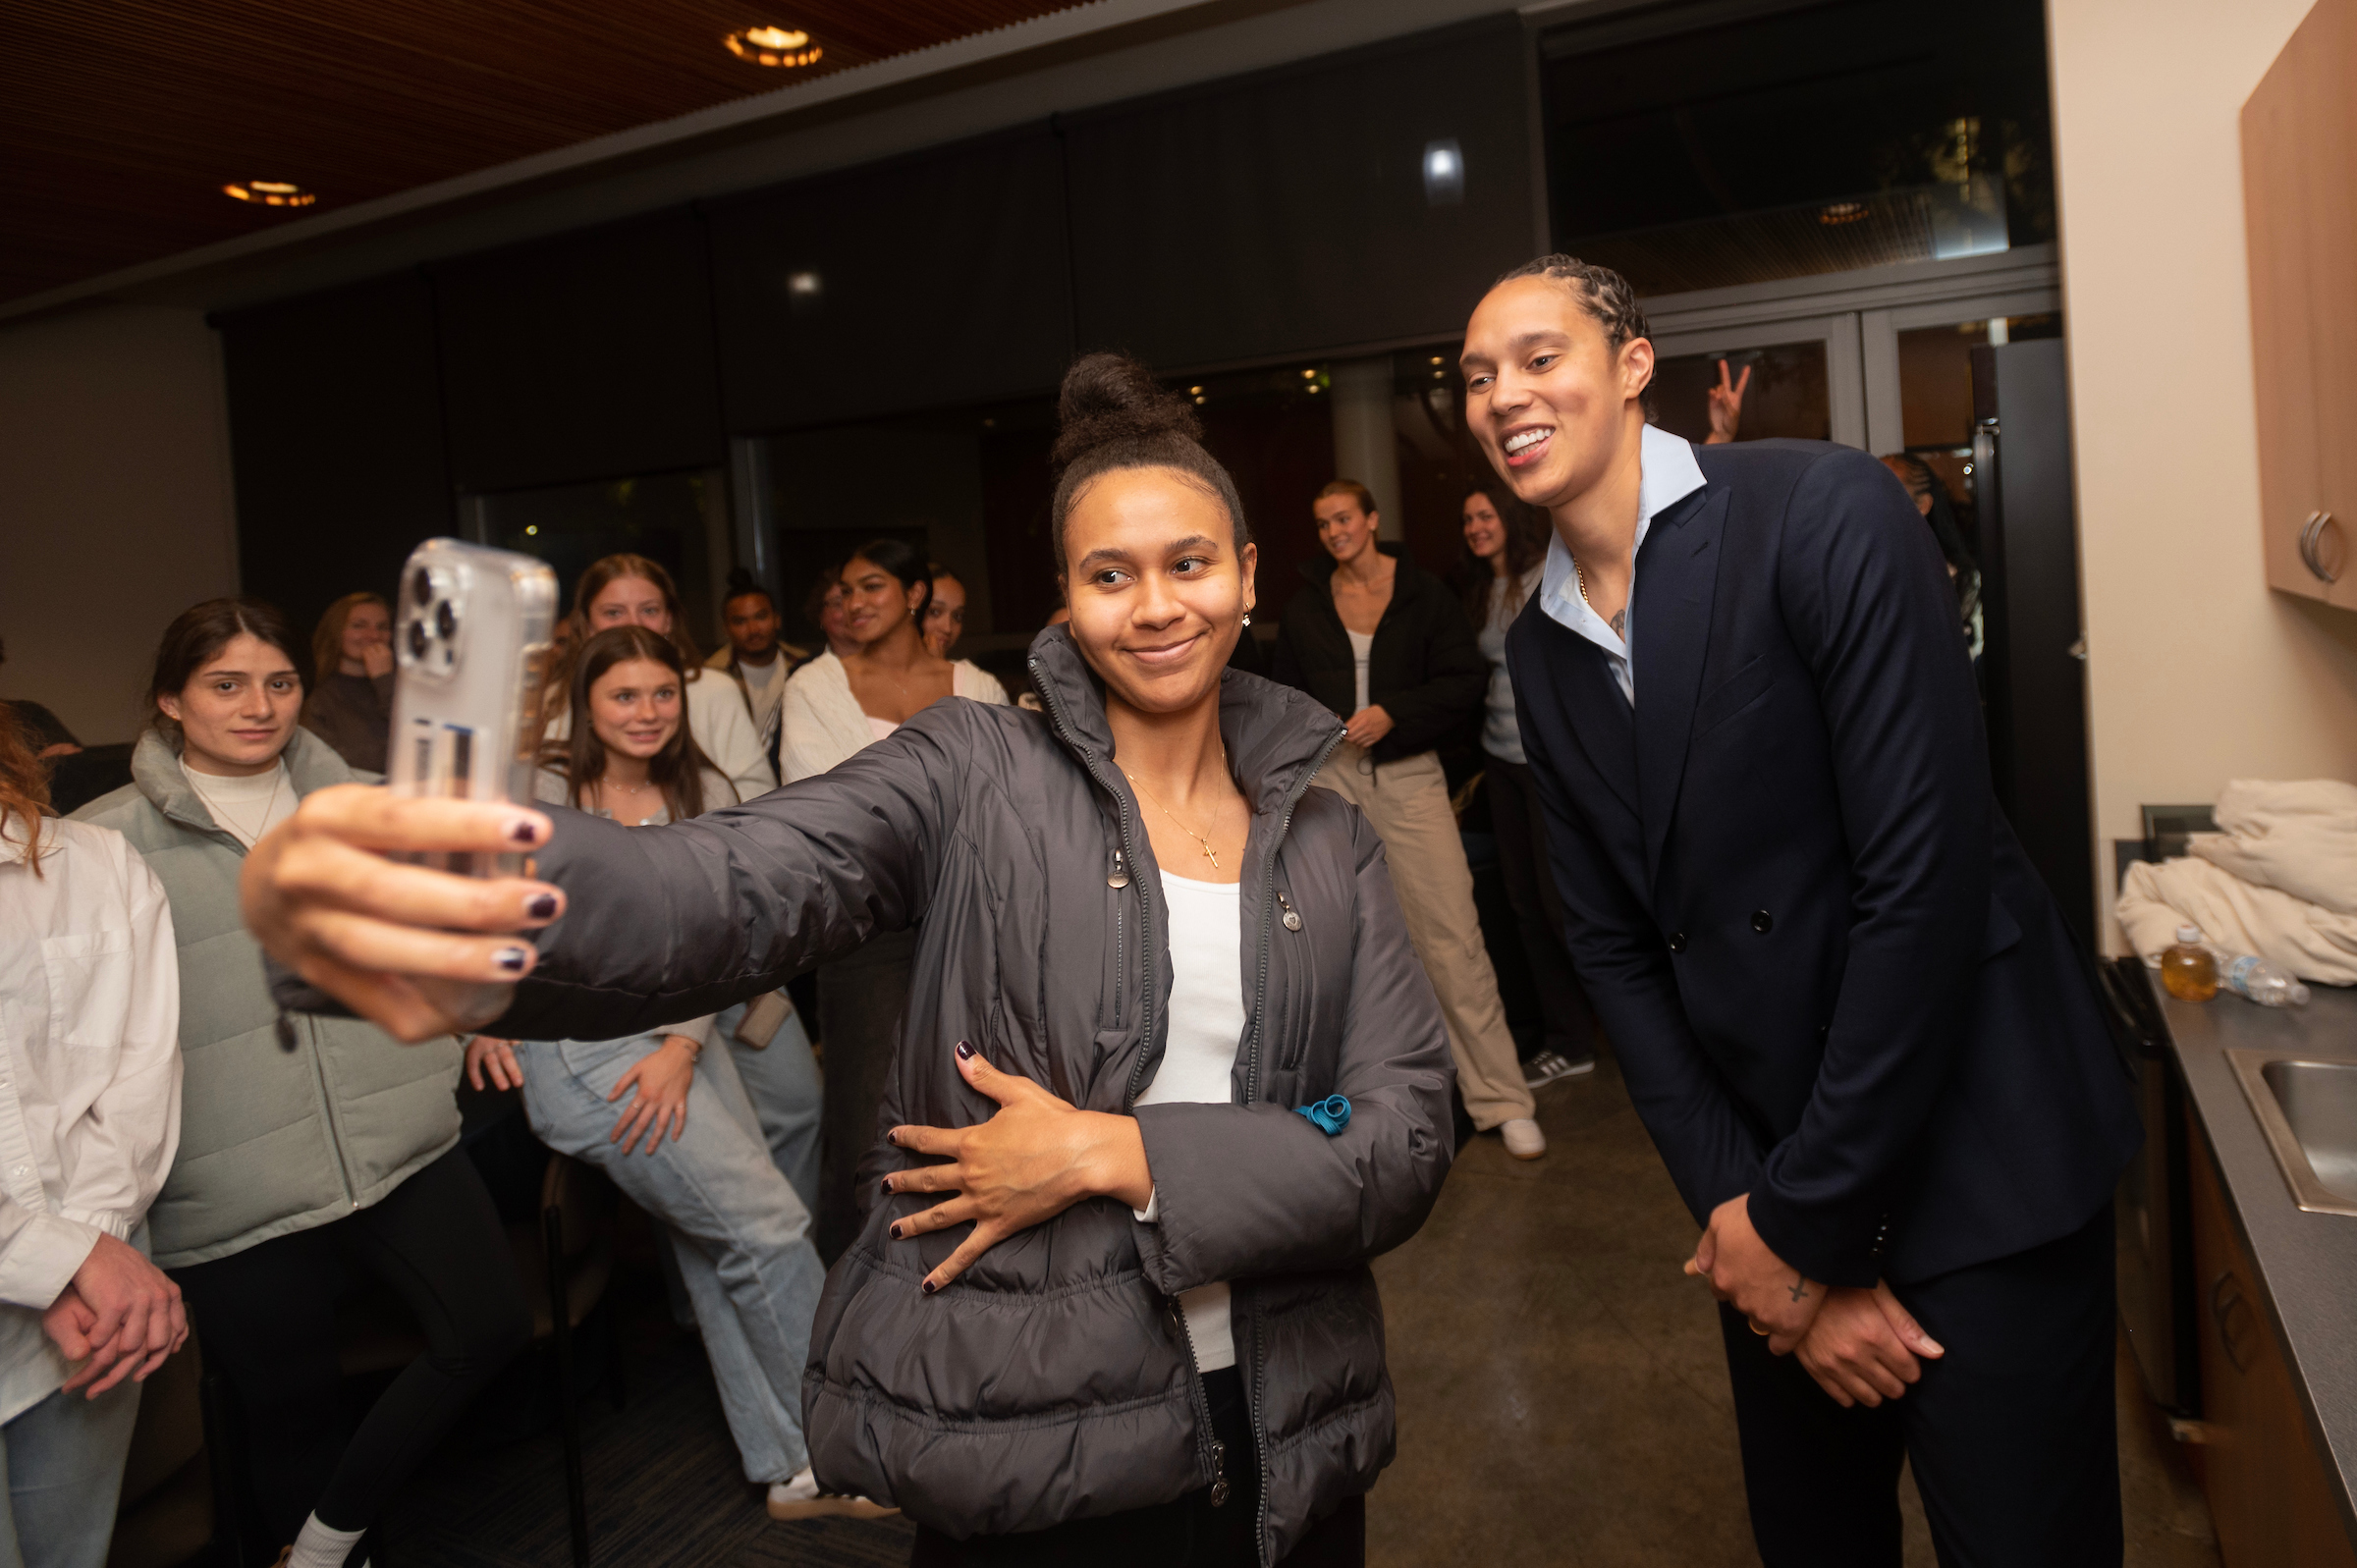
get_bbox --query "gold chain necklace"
[1571,555,1628,639]
[1122,761,1233,872]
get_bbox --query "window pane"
[1539,0,2054,295]
[477,469,720,648]
[1650,341,1831,446]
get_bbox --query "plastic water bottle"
[2220,953,2312,1008]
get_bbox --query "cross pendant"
[1203,843,1220,870]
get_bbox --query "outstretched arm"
[246,706,972,1042]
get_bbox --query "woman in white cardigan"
[780,539,1007,1256]
[779,541,1006,784]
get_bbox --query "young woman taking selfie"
[466,624,845,1521]
[245,355,1455,1567]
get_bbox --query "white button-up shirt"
[1537,423,1708,705]
[0,814,182,1423]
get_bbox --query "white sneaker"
[767,1466,899,1522]
[1500,1117,1547,1160]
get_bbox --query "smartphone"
[387,539,559,1025]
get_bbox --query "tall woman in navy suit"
[1459,255,2140,1568]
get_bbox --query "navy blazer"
[1507,440,2139,1287]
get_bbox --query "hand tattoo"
[1786,1274,1809,1303]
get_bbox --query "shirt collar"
[1537,423,1707,652]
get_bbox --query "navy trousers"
[1719,1204,2121,1567]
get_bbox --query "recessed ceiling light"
[1187,385,1204,395]
[224,181,315,207]
[725,26,822,67]
[1817,200,1869,226]
[1300,368,1317,380]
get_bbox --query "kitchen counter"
[2162,974,2357,1537]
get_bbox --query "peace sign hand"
[881,1042,1154,1295]
[1706,357,1752,445]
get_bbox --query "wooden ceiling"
[0,0,1084,304]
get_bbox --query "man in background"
[705,568,803,783]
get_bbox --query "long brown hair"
[146,598,307,739]
[545,625,730,821]
[538,554,704,730]
[0,702,52,874]
[311,591,388,684]
[1455,483,1551,626]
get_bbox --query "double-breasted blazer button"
[1667,931,1687,953]
[1752,910,1774,934]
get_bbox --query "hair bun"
[1052,351,1200,471]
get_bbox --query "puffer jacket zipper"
[1028,659,1227,1495]
[1239,725,1343,1563]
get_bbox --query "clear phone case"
[386,539,559,1027]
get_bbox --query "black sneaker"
[1523,1050,1596,1089]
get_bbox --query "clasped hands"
[880,1042,1153,1296]
[43,1231,188,1400]
[1686,1192,1943,1409]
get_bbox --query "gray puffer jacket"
[488,627,1454,1561]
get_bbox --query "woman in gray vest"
[74,598,527,1568]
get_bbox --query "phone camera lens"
[411,568,432,607]
[435,601,459,639]
[407,620,429,660]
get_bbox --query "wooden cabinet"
[2244,0,2357,609]
[2186,1107,2357,1566]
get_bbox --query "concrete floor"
[1366,1049,2224,1567]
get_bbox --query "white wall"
[0,306,239,742]
[2051,0,2357,949]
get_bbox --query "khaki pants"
[1313,743,1535,1128]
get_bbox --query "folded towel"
[2116,856,2357,985]
[2189,778,2357,916]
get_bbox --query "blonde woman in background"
[542,555,775,801]
[298,590,394,773]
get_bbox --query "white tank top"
[1346,628,1374,713]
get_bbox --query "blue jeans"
[0,1379,140,1568]
[520,1011,826,1484]
[725,1002,824,1216]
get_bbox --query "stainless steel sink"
[2229,1051,2357,1216]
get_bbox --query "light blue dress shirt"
[1535,423,1708,705]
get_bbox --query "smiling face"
[922,574,967,659]
[1311,493,1379,567]
[1461,491,1507,564]
[340,601,391,665]
[157,631,302,776]
[840,555,923,648]
[587,575,673,637]
[586,656,682,761]
[1460,275,1654,512]
[1062,466,1256,717]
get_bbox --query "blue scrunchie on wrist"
[1294,1095,1350,1135]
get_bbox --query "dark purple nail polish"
[880,1178,894,1196]
[526,892,559,920]
[955,1040,976,1060]
[920,1279,938,1295]
[889,1224,904,1240]
[494,946,529,974]
[509,819,540,845]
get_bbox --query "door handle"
[2212,1270,2259,1374]
[2299,511,2340,584]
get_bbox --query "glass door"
[1648,313,1865,450]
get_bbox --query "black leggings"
[908,1369,1366,1567]
[170,1147,530,1544]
